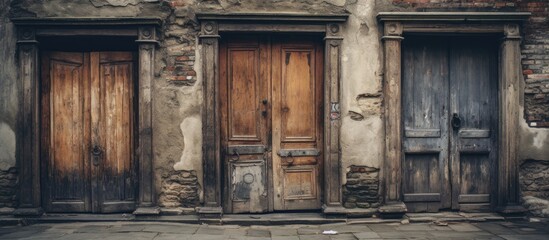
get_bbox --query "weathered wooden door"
[220,35,323,213]
[402,37,497,212]
[41,51,136,213]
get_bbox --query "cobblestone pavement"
[0,221,548,239]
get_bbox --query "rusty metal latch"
[91,145,102,166]
[277,149,320,157]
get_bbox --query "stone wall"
[520,1,549,127]
[342,166,380,209]
[520,159,549,217]
[0,167,17,208]
[158,170,200,208]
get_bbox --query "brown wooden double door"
[402,36,498,212]
[41,51,137,213]
[220,35,324,213]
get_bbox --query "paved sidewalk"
[0,221,548,239]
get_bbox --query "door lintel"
[197,12,349,218]
[378,12,530,217]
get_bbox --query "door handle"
[261,99,268,117]
[91,145,102,166]
[229,148,240,162]
[451,113,461,130]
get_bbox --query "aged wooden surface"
[136,26,156,209]
[42,51,136,213]
[322,23,343,211]
[272,36,323,211]
[220,35,323,213]
[200,21,222,215]
[220,35,269,213]
[401,36,497,212]
[17,28,42,213]
[382,22,404,209]
[497,24,523,213]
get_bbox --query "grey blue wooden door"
[402,36,498,212]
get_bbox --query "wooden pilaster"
[133,26,160,215]
[379,21,407,217]
[497,24,526,215]
[198,20,223,219]
[14,27,43,216]
[321,23,345,216]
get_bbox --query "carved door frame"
[377,12,531,215]
[12,18,160,216]
[196,13,349,217]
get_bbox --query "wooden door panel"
[280,49,317,142]
[402,153,442,212]
[229,160,268,213]
[42,52,91,212]
[450,39,497,211]
[402,39,450,212]
[228,49,262,141]
[220,36,270,213]
[272,39,323,210]
[42,51,136,213]
[96,52,136,212]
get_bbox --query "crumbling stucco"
[0,123,16,171]
[0,1,18,173]
[340,0,384,185]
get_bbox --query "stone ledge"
[133,207,161,216]
[13,208,43,217]
[379,202,407,219]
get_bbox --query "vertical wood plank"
[322,23,343,213]
[497,24,525,214]
[15,27,43,215]
[198,21,223,217]
[380,22,406,214]
[135,27,156,211]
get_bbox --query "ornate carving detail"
[17,27,36,42]
[330,24,339,34]
[139,27,155,40]
[504,24,520,37]
[201,21,218,35]
[384,22,402,36]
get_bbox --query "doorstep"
[1,211,527,226]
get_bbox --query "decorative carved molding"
[503,23,522,40]
[200,21,220,39]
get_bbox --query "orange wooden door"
[220,35,323,213]
[42,51,136,213]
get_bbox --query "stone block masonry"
[519,1,549,127]
[343,166,380,209]
[0,167,17,208]
[520,159,549,217]
[520,160,549,200]
[158,170,200,208]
